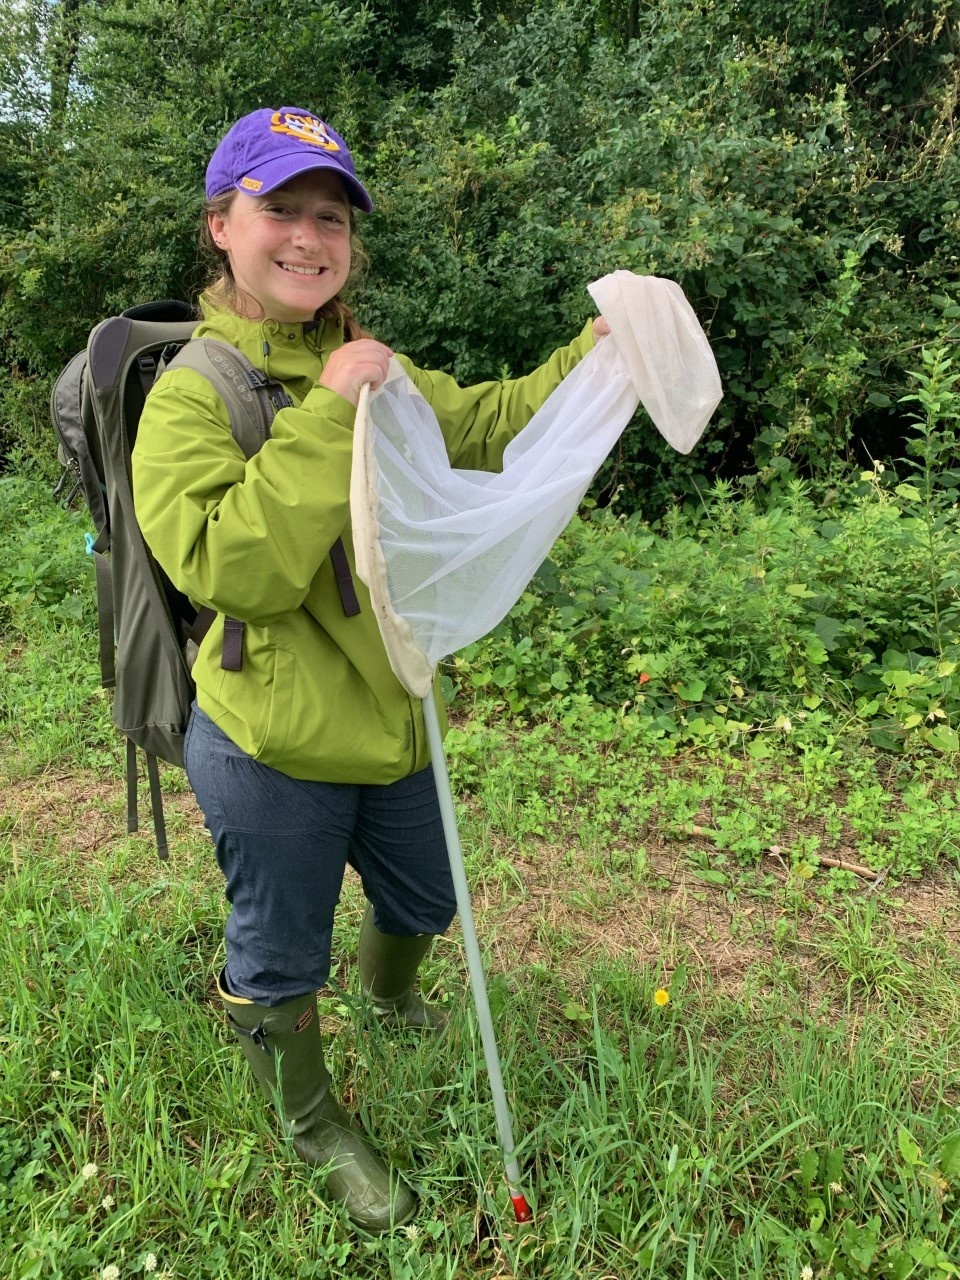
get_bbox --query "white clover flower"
[404,1224,420,1240]
[49,1069,62,1081]
[143,1255,157,1273]
[102,1267,120,1280]
[829,1180,843,1194]
[101,1195,115,1210]
[801,1266,813,1280]
[81,1163,98,1180]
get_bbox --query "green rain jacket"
[132,299,594,782]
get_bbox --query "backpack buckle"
[161,342,185,366]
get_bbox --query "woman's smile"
[208,169,352,322]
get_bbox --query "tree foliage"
[1,0,958,503]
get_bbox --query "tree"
[1,0,958,497]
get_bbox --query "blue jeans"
[184,705,456,1006]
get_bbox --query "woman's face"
[208,169,352,323]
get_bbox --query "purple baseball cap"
[205,107,374,211]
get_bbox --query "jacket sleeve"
[132,367,356,624]
[397,320,595,471]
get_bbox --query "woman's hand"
[318,339,393,407]
[593,316,611,340]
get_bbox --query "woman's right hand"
[318,339,393,407]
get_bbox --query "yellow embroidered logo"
[293,1007,315,1033]
[239,176,263,192]
[270,112,340,153]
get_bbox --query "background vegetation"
[2,0,959,502]
[2,2,960,1278]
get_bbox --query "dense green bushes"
[2,0,958,500]
[363,0,960,499]
[451,344,960,752]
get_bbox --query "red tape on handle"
[511,1192,533,1223]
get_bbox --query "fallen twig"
[814,854,880,880]
[677,826,880,880]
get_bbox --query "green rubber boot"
[358,905,448,1031]
[217,970,416,1232]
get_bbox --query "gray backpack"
[52,300,358,858]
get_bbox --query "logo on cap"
[239,176,263,191]
[270,111,340,152]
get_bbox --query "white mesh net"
[350,272,722,696]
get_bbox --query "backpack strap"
[163,340,361,673]
[165,338,275,458]
[144,751,169,861]
[180,343,359,620]
[90,536,116,688]
[329,538,361,617]
[124,739,169,861]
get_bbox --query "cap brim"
[238,152,374,211]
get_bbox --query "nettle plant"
[851,343,960,752]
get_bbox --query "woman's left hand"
[593,316,611,340]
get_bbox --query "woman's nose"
[291,217,322,251]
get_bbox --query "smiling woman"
[208,170,353,325]
[129,103,605,1236]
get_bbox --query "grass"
[3,474,960,1278]
[4,747,960,1279]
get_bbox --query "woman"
[132,106,606,1232]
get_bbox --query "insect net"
[350,271,722,696]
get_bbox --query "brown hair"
[200,191,370,341]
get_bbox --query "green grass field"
[5,733,959,1278]
[3,475,960,1278]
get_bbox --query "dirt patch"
[4,765,959,1012]
[467,829,960,1009]
[2,767,205,865]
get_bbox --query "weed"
[815,899,915,999]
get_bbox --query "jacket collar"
[194,294,344,400]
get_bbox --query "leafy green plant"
[896,343,960,650]
[849,344,960,751]
[452,464,960,755]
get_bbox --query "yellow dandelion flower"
[654,989,670,1007]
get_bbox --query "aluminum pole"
[422,693,532,1223]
